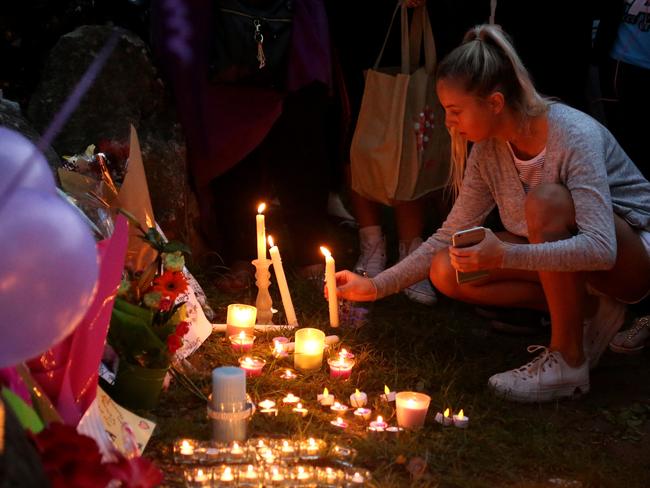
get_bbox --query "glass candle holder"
[225,441,254,464]
[395,391,431,430]
[238,356,266,377]
[294,328,325,371]
[329,445,357,467]
[173,438,197,464]
[271,337,290,358]
[273,439,299,464]
[317,466,345,487]
[264,466,288,486]
[298,437,327,460]
[345,468,372,486]
[229,332,255,353]
[226,303,257,337]
[214,465,236,486]
[184,467,212,487]
[237,464,261,488]
[327,356,355,380]
[289,465,316,487]
[197,441,226,464]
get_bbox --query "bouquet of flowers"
[109,214,191,369]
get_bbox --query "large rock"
[27,25,208,258]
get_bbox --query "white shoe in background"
[354,225,386,278]
[399,237,437,306]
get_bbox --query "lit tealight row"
[185,465,370,486]
[435,408,469,428]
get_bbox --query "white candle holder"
[252,258,273,324]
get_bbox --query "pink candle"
[368,415,388,431]
[327,355,355,380]
[395,392,431,430]
[330,417,348,429]
[229,332,255,353]
[238,356,266,377]
[272,337,290,358]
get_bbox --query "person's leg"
[350,191,386,277]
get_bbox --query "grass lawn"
[146,223,650,487]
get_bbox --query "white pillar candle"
[256,203,266,262]
[395,392,431,430]
[268,236,298,325]
[320,246,339,327]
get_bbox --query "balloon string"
[0,30,120,213]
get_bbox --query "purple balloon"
[0,128,56,195]
[0,130,99,368]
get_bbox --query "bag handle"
[408,4,436,74]
[373,2,436,75]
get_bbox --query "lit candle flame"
[308,438,316,446]
[355,388,361,396]
[458,409,465,419]
[406,398,416,407]
[377,415,383,423]
[323,387,329,396]
[320,246,331,258]
[257,203,266,214]
[444,408,450,418]
[268,235,274,247]
[238,331,246,339]
[384,385,390,394]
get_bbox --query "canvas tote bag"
[350,3,450,205]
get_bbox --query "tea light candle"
[268,236,298,326]
[226,303,257,337]
[185,467,210,486]
[330,416,348,429]
[380,385,396,402]
[327,355,355,380]
[395,391,431,430]
[349,389,367,407]
[386,426,404,434]
[435,408,453,426]
[300,437,324,459]
[256,203,266,262]
[282,393,300,405]
[320,246,339,327]
[317,387,335,407]
[292,402,309,417]
[330,401,349,415]
[320,467,341,485]
[280,440,295,454]
[219,466,235,484]
[295,466,312,481]
[269,467,285,483]
[229,331,255,353]
[353,407,372,421]
[369,415,388,431]
[242,464,258,481]
[175,439,196,463]
[238,356,266,377]
[278,368,298,380]
[294,327,326,371]
[272,337,289,358]
[258,399,276,410]
[229,441,244,458]
[453,409,469,428]
[350,472,366,485]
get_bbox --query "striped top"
[507,142,546,193]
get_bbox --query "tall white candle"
[256,203,266,262]
[320,246,339,327]
[268,236,298,325]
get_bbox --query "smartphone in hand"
[451,226,489,284]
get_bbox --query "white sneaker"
[583,295,626,369]
[399,238,437,306]
[488,345,590,403]
[354,226,386,278]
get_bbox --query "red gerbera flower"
[175,321,190,338]
[167,334,182,354]
[152,271,188,299]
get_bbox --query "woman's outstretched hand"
[324,270,378,302]
[449,228,506,271]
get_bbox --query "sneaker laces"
[513,345,559,380]
[355,237,385,277]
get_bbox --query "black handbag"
[209,0,294,89]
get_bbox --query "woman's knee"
[524,183,576,241]
[429,250,461,299]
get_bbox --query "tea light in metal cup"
[349,388,367,408]
[434,407,453,426]
[282,393,301,405]
[330,401,349,415]
[216,465,235,485]
[353,407,372,421]
[292,402,309,417]
[184,467,211,487]
[317,387,335,407]
[277,368,299,380]
[275,439,299,463]
[225,441,251,464]
[229,331,255,353]
[238,356,266,377]
[330,416,348,429]
[258,399,278,416]
[174,439,197,463]
[452,409,469,428]
[291,465,315,483]
[237,464,260,487]
[368,415,388,431]
[318,466,344,487]
[265,466,287,486]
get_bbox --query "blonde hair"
[438,24,549,198]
